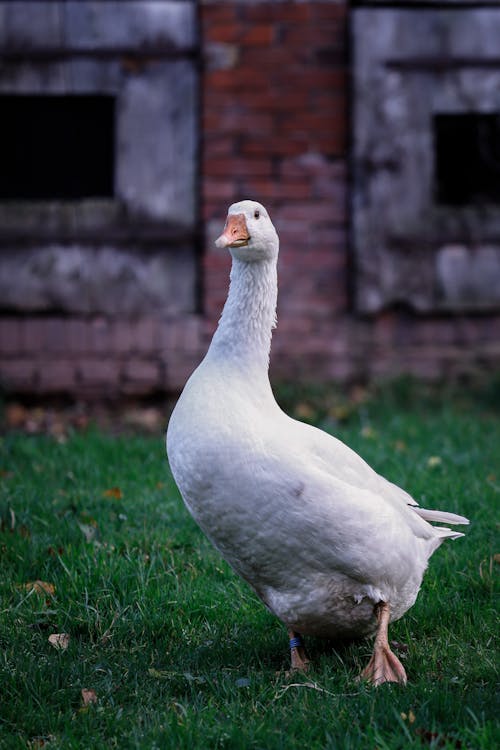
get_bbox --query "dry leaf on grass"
[427,455,442,468]
[48,633,70,650]
[103,486,123,500]
[81,688,98,706]
[400,709,416,723]
[23,580,55,596]
[28,735,56,748]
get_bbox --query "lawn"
[0,381,498,749]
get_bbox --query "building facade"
[0,0,499,398]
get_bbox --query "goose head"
[215,200,279,262]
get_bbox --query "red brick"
[206,69,272,92]
[240,24,275,46]
[275,202,339,222]
[203,109,274,135]
[204,157,273,178]
[283,22,346,49]
[279,112,339,134]
[240,48,305,68]
[238,91,309,113]
[241,137,306,157]
[204,134,236,156]
[312,4,347,22]
[241,179,312,202]
[200,5,236,25]
[206,22,243,44]
[270,5,312,23]
[240,4,278,23]
[300,68,347,89]
[203,179,240,201]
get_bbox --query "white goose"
[166,200,469,685]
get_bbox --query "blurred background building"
[0,0,499,399]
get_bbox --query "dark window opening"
[0,95,115,201]
[434,113,500,206]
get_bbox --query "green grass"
[0,382,499,749]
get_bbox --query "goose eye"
[254,209,260,219]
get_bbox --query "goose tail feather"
[412,507,469,526]
[432,526,466,541]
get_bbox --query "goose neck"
[209,257,277,370]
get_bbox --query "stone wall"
[0,0,499,399]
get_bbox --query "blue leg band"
[289,636,303,650]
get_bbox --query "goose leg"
[361,602,407,686]
[288,629,310,672]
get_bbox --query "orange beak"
[215,213,251,249]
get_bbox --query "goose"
[166,199,469,686]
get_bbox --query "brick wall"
[201,0,500,384]
[0,0,499,399]
[0,316,202,398]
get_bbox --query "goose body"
[167,200,469,683]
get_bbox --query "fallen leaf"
[494,554,500,564]
[48,633,70,650]
[24,580,55,597]
[103,486,123,500]
[28,735,56,748]
[408,709,416,724]
[427,456,442,468]
[81,688,98,706]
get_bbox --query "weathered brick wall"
[202,0,349,381]
[0,316,202,398]
[1,0,499,399]
[201,0,500,384]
